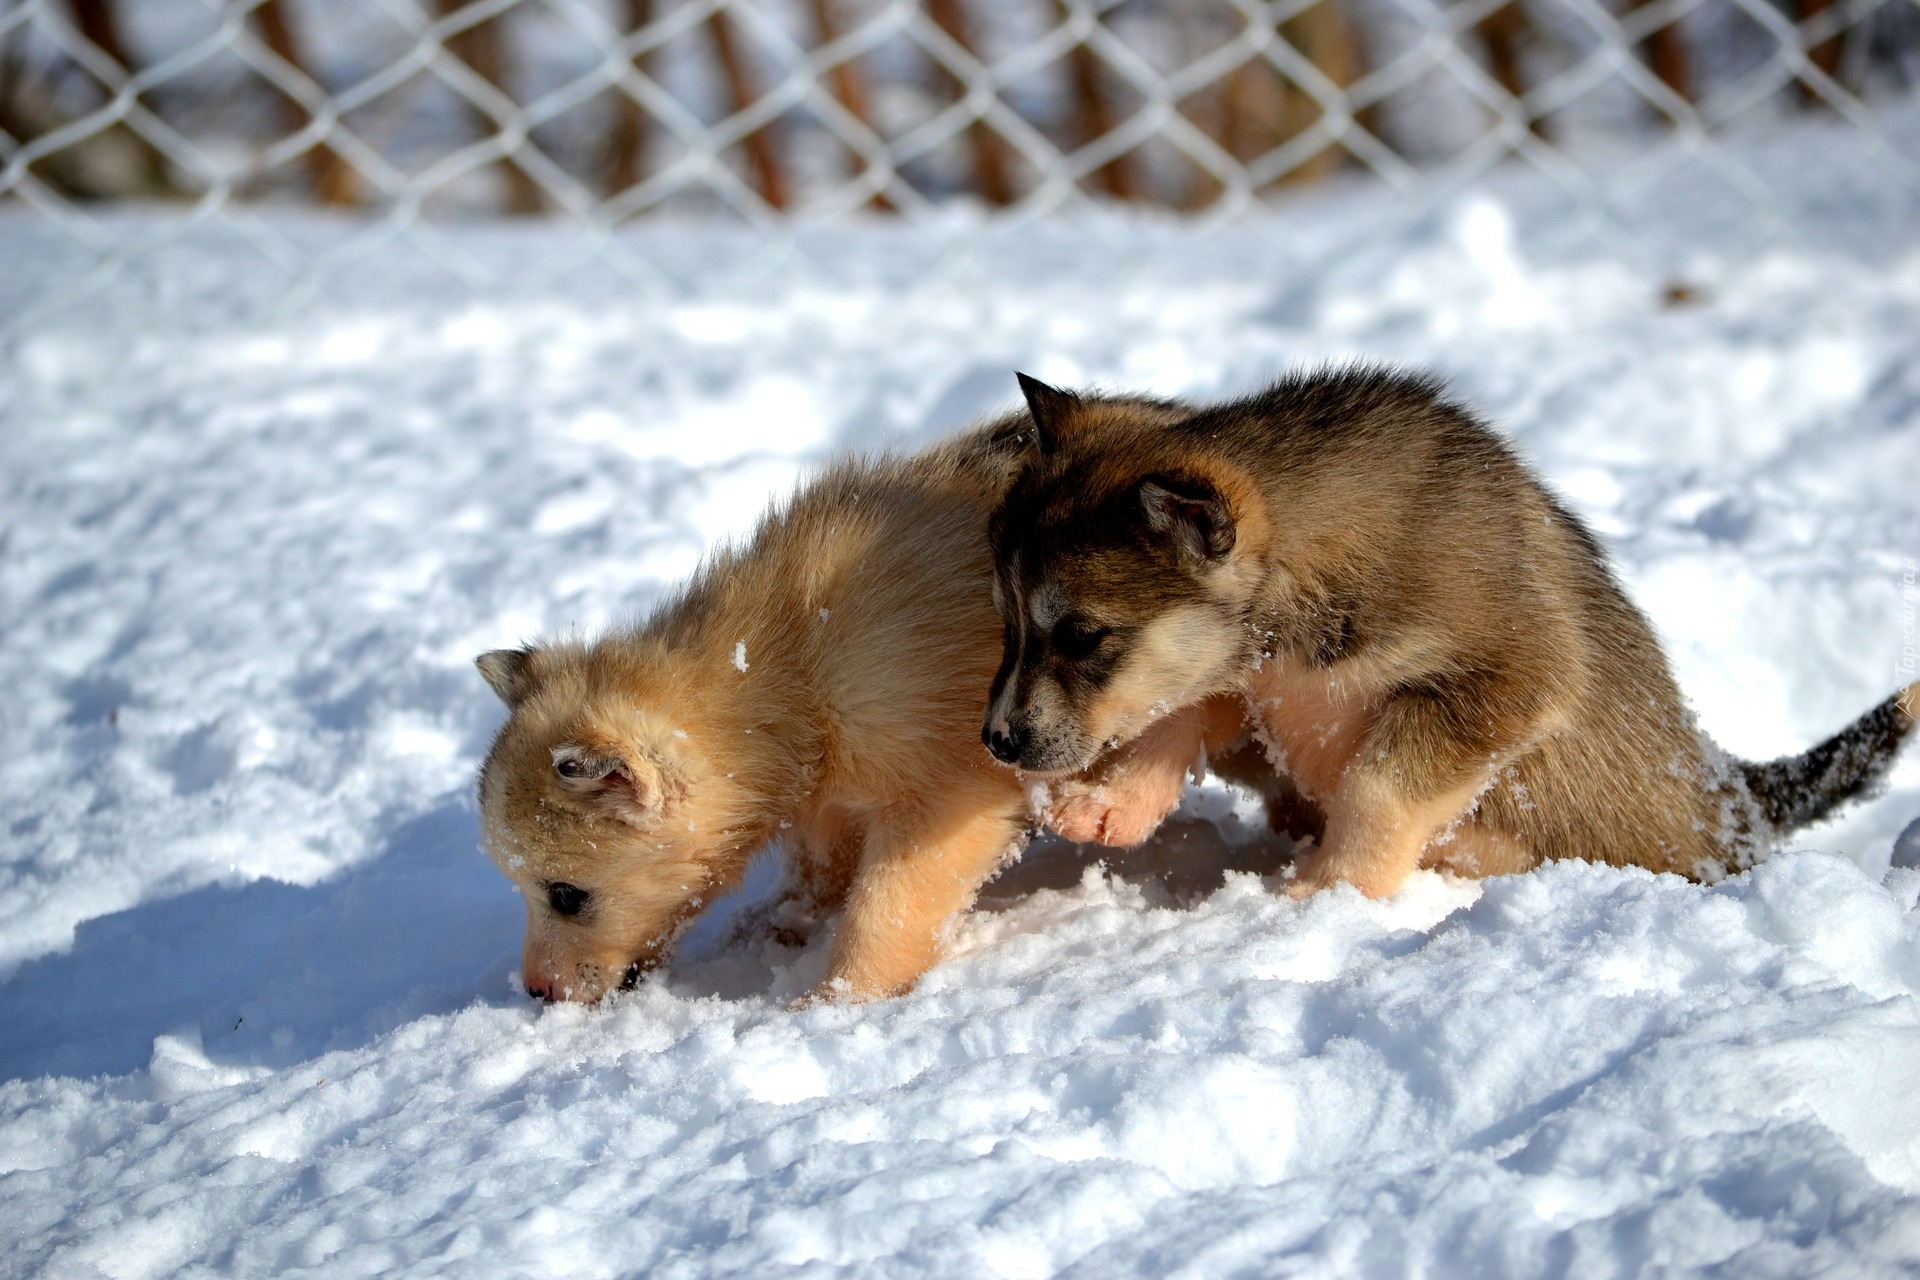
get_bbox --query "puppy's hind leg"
[1287,671,1552,899]
[1422,816,1537,879]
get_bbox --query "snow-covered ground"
[5,117,1920,1275]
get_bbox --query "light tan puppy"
[985,369,1919,898]
[476,417,1229,1003]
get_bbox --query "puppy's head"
[474,643,751,1003]
[983,375,1263,774]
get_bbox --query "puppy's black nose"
[984,722,1027,764]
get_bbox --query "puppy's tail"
[1737,683,1918,837]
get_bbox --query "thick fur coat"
[983,369,1918,898]
[476,416,1220,1002]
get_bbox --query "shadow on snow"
[0,797,1297,1084]
[0,799,523,1084]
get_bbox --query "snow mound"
[9,857,1920,1276]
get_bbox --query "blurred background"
[2,0,1917,324]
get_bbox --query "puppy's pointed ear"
[1016,372,1081,455]
[1139,475,1236,560]
[550,742,676,828]
[477,648,538,707]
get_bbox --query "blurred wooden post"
[809,0,875,135]
[1475,2,1543,134]
[608,0,653,195]
[434,0,544,214]
[66,0,132,68]
[1057,0,1136,200]
[1794,0,1844,104]
[925,0,1013,205]
[706,7,788,209]
[61,0,174,194]
[1626,0,1691,107]
[807,0,893,210]
[252,1,360,206]
[1222,61,1280,169]
[1282,0,1359,182]
[1209,0,1360,194]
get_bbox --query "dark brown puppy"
[983,368,1918,897]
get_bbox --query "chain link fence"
[3,0,1918,325]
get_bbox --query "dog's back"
[737,422,1037,795]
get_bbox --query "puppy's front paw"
[1284,849,1332,899]
[793,972,910,1009]
[727,891,825,952]
[1284,847,1407,900]
[1046,773,1183,848]
[790,977,848,1011]
[1046,786,1117,844]
[1285,871,1332,900]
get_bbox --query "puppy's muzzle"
[523,958,648,1003]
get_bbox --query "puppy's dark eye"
[554,749,605,780]
[547,882,591,916]
[1053,617,1110,660]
